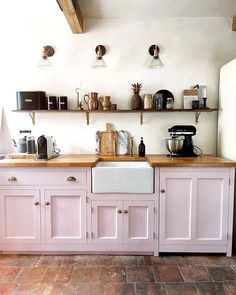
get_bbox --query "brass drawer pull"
[117,209,122,214]
[160,189,165,193]
[34,202,40,206]
[67,176,77,182]
[45,202,50,206]
[8,176,17,182]
[124,210,128,214]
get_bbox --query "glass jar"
[166,97,174,109]
[153,93,163,110]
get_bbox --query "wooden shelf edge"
[12,108,218,113]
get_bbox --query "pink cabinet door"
[160,169,230,246]
[44,190,86,244]
[123,200,154,245]
[195,173,229,245]
[0,190,41,244]
[91,200,123,244]
[160,173,193,244]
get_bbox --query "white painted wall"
[0,1,236,155]
[218,58,236,160]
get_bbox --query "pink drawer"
[0,170,87,187]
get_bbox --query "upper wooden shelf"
[12,108,218,125]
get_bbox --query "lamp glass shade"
[149,57,164,68]
[92,57,107,69]
[38,57,52,68]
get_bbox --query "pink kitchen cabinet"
[159,167,235,256]
[0,189,41,244]
[91,199,154,246]
[44,190,87,244]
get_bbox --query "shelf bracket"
[195,111,201,124]
[86,111,89,125]
[29,112,35,125]
[140,112,143,125]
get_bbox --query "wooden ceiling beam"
[233,15,236,31]
[57,0,83,33]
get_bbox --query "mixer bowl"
[165,138,184,155]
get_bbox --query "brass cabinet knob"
[117,209,122,214]
[124,210,128,214]
[160,189,165,193]
[8,176,17,182]
[67,176,77,182]
[34,201,40,206]
[45,202,50,206]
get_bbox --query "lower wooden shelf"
[12,108,218,125]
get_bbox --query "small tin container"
[58,96,68,110]
[47,96,58,110]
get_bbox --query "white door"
[123,200,154,245]
[0,190,41,244]
[44,190,87,244]
[91,200,123,244]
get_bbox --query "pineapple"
[131,82,142,110]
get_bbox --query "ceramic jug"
[83,92,99,110]
[99,96,111,110]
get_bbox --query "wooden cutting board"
[99,123,117,156]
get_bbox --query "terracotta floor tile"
[179,265,212,282]
[14,267,47,283]
[100,266,126,282]
[0,254,40,267]
[112,256,137,266]
[165,282,198,295]
[105,282,135,295]
[195,282,232,295]
[0,267,21,283]
[41,267,73,283]
[14,282,48,295]
[127,266,154,282]
[74,283,105,295]
[87,255,113,266]
[46,283,76,295]
[70,266,100,283]
[62,255,88,267]
[206,266,236,281]
[136,256,152,265]
[224,281,236,293]
[153,265,184,282]
[151,255,189,265]
[0,283,17,295]
[185,254,226,266]
[36,255,64,267]
[135,282,167,295]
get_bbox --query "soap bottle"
[138,137,145,157]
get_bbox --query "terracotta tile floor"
[0,253,236,294]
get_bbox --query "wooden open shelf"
[12,108,218,125]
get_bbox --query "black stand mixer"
[166,125,199,157]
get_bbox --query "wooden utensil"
[99,123,117,156]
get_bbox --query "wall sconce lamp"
[38,45,55,68]
[148,45,164,68]
[92,45,107,69]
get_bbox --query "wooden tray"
[99,123,117,156]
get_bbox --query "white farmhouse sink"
[92,161,154,193]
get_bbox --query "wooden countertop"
[0,154,235,167]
